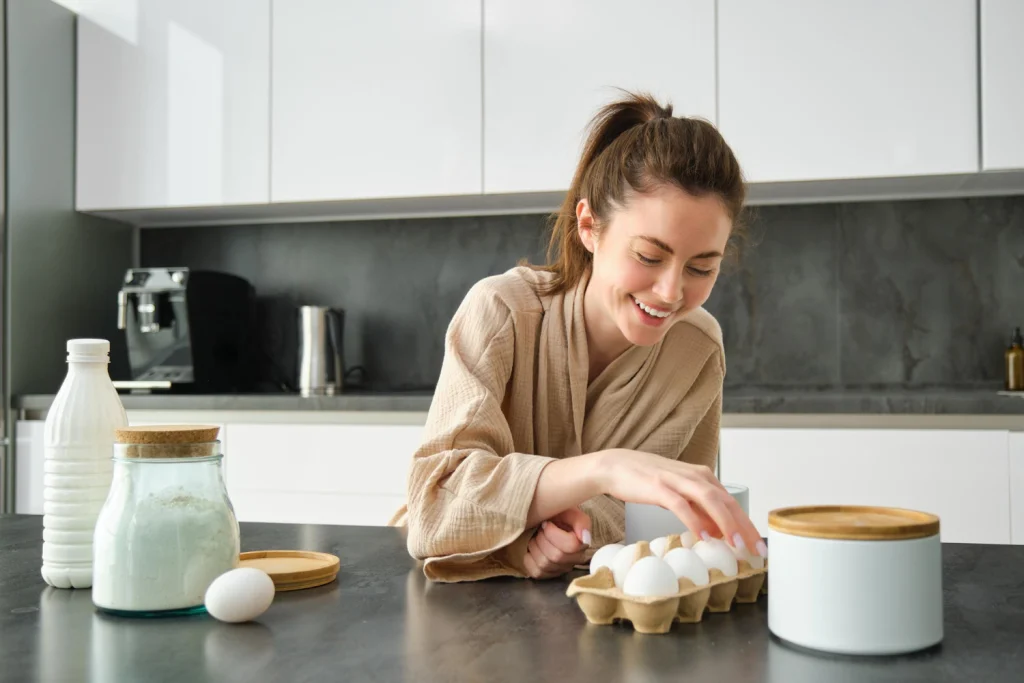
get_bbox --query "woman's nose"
[652,269,684,305]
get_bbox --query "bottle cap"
[66,338,110,361]
[1013,328,1023,346]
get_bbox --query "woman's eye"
[636,253,660,265]
[687,266,713,277]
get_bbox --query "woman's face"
[578,184,732,351]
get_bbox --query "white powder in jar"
[93,488,239,612]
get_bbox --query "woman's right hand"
[592,449,767,558]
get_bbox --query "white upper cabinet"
[717,0,979,184]
[482,0,716,195]
[76,0,270,210]
[271,0,482,203]
[980,0,1024,171]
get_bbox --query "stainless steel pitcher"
[298,306,344,397]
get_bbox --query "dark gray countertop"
[2,514,1023,683]
[14,386,1024,417]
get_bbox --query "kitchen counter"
[14,386,1024,419]
[2,515,1023,683]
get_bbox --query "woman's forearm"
[526,452,607,528]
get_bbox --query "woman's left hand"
[523,508,591,580]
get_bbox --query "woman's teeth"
[632,296,670,318]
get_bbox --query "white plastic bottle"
[41,339,128,588]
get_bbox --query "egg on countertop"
[589,543,624,575]
[611,543,639,588]
[663,547,710,586]
[692,538,739,577]
[622,556,679,598]
[204,567,276,623]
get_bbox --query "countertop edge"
[13,391,1024,430]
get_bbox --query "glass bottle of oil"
[1006,328,1024,391]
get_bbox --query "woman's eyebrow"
[635,235,674,254]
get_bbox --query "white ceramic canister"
[767,505,943,656]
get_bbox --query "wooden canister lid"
[238,551,340,592]
[768,505,940,541]
[115,425,220,444]
[114,425,220,459]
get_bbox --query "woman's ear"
[576,199,597,253]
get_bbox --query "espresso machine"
[115,268,256,393]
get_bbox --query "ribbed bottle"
[41,339,128,588]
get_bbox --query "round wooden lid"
[238,550,340,592]
[768,505,940,541]
[115,425,220,444]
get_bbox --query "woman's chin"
[621,319,668,347]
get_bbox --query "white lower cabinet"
[719,428,1011,544]
[222,423,423,526]
[17,414,1022,541]
[1010,433,1024,544]
[14,421,46,515]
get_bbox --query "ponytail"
[527,90,746,294]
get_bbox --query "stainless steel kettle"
[298,306,345,396]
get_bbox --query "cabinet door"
[1011,433,1024,544]
[717,0,978,183]
[483,0,716,194]
[76,0,270,210]
[14,421,45,515]
[981,0,1024,170]
[271,0,482,202]
[223,423,423,526]
[719,428,1010,544]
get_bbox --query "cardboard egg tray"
[566,536,768,634]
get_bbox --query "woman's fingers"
[524,521,590,579]
[525,539,564,579]
[523,546,543,578]
[534,526,587,572]
[653,484,719,540]
[671,472,763,555]
[539,520,587,555]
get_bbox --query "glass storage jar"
[92,425,240,617]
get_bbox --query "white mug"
[624,483,749,544]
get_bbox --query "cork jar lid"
[114,425,220,459]
[768,505,940,541]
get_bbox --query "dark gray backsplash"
[140,195,1024,392]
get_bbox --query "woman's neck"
[582,281,632,382]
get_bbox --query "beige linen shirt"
[391,266,725,582]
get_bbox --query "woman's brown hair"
[529,90,747,294]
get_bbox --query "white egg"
[679,531,698,548]
[622,556,680,598]
[648,536,670,558]
[589,543,624,575]
[611,543,639,588]
[693,538,739,578]
[663,547,710,587]
[204,568,276,623]
[732,544,766,571]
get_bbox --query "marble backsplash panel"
[140,195,1024,391]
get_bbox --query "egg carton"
[566,537,767,634]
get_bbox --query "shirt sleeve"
[404,282,555,582]
[677,353,724,471]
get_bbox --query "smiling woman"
[392,91,765,583]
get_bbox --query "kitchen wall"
[140,195,1024,393]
